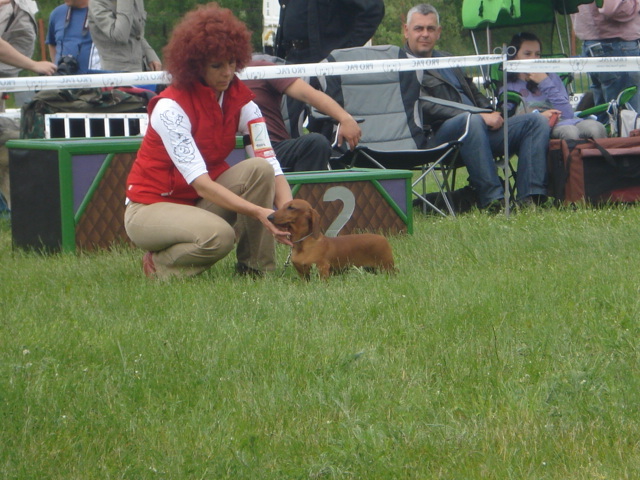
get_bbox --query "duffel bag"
[548,137,640,204]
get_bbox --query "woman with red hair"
[124,3,292,279]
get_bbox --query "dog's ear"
[310,208,321,238]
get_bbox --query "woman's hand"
[256,207,293,246]
[540,109,561,120]
[525,72,548,84]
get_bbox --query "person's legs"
[124,201,236,278]
[199,157,277,272]
[592,70,640,112]
[575,119,607,139]
[274,134,331,171]
[490,113,550,201]
[551,124,580,140]
[583,41,640,111]
[431,113,504,207]
[552,122,605,141]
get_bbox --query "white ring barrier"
[1,54,639,93]
[0,71,171,93]
[0,55,503,93]
[504,56,640,73]
[238,54,503,80]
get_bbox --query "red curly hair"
[163,3,252,89]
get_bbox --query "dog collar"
[292,233,313,244]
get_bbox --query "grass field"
[1,205,640,479]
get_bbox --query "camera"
[55,55,80,76]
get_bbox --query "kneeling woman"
[124,3,292,279]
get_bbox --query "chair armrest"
[419,96,493,114]
[309,111,365,124]
[309,108,365,147]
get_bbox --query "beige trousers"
[124,158,276,278]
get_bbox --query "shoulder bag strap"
[1,0,18,35]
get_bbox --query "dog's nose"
[267,213,275,222]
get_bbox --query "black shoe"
[517,194,551,210]
[235,263,264,278]
[481,198,505,214]
[531,194,549,206]
[452,185,479,213]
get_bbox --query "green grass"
[2,206,640,479]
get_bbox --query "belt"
[284,39,310,50]
[585,38,640,45]
[586,39,640,57]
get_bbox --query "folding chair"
[316,45,470,216]
[576,86,638,137]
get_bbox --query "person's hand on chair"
[336,116,362,150]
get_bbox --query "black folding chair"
[317,45,471,216]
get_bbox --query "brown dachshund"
[268,199,395,280]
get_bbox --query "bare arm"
[283,78,362,150]
[0,38,57,75]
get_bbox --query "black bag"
[19,88,149,139]
[548,137,640,204]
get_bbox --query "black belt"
[284,39,310,50]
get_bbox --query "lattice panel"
[294,180,407,235]
[75,153,135,250]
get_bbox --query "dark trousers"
[274,134,331,172]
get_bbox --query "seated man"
[403,4,550,209]
[244,55,362,172]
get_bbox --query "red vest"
[126,79,255,205]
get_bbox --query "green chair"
[576,86,638,136]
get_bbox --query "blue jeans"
[431,113,550,206]
[582,40,640,111]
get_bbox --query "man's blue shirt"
[46,4,94,74]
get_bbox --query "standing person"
[245,56,362,171]
[124,2,292,280]
[88,0,161,72]
[47,0,99,74]
[273,0,384,136]
[0,0,41,77]
[403,3,550,209]
[571,0,640,111]
[274,0,385,65]
[504,32,607,141]
[0,0,56,110]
